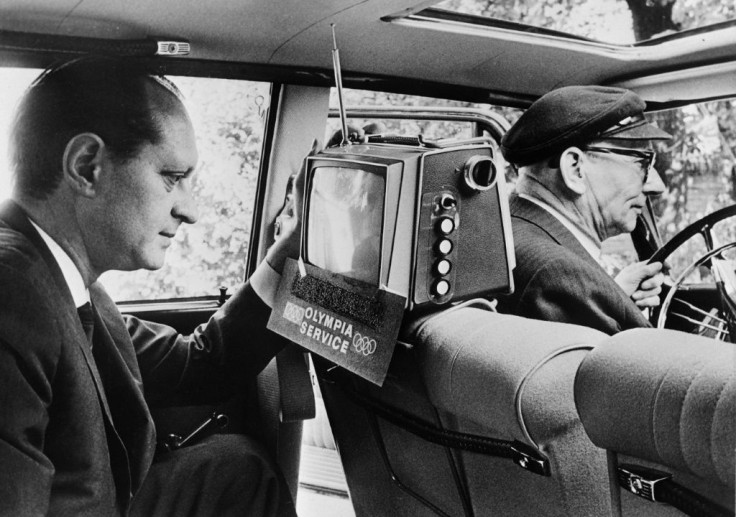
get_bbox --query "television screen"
[306,166,385,285]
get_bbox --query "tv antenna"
[331,23,350,147]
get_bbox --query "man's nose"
[643,168,666,197]
[173,183,199,224]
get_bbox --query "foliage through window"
[433,0,736,45]
[103,77,270,302]
[0,69,269,302]
[331,88,736,283]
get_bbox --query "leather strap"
[331,373,550,477]
[663,481,732,517]
[618,465,732,517]
[258,347,315,435]
[276,347,315,422]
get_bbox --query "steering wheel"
[647,204,736,342]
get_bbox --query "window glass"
[102,77,269,301]
[0,68,38,197]
[0,68,269,302]
[601,100,736,278]
[329,89,736,284]
[327,88,520,142]
[648,101,736,281]
[326,87,521,186]
[430,0,736,46]
[433,0,637,44]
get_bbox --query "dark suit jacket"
[0,200,287,516]
[496,194,651,335]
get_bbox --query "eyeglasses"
[583,146,656,184]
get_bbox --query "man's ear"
[62,133,105,197]
[558,146,587,195]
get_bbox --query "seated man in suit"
[0,57,301,516]
[496,85,669,335]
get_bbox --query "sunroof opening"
[429,0,736,45]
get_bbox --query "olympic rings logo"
[282,301,305,325]
[352,333,377,356]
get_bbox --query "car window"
[0,69,270,302]
[326,87,521,172]
[649,100,736,282]
[330,89,736,284]
[599,100,736,279]
[328,87,522,131]
[0,68,39,198]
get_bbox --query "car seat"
[575,328,735,517]
[315,305,613,516]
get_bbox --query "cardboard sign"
[267,258,406,386]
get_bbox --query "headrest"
[575,328,735,487]
[405,307,607,446]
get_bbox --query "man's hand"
[327,124,364,147]
[326,122,386,147]
[265,139,320,273]
[615,260,665,308]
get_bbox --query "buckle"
[511,441,550,477]
[618,465,672,502]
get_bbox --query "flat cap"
[500,85,671,166]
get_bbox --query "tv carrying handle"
[363,134,493,148]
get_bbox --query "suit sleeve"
[0,273,57,516]
[517,256,651,335]
[127,280,289,406]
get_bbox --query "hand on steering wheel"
[614,260,665,308]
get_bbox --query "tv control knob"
[432,279,451,297]
[439,193,457,211]
[437,217,455,235]
[436,238,453,255]
[434,259,452,276]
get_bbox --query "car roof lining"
[1,0,735,107]
[0,43,727,113]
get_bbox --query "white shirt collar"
[29,220,90,308]
[518,193,604,266]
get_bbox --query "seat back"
[316,307,612,516]
[575,328,735,516]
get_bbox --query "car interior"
[0,1,734,516]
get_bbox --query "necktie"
[77,302,95,349]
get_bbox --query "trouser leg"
[131,434,297,517]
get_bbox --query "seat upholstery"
[575,328,736,516]
[317,307,612,516]
[411,306,607,448]
[410,307,612,516]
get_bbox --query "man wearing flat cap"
[497,85,670,335]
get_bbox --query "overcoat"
[497,194,651,335]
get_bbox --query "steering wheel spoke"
[699,224,715,251]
